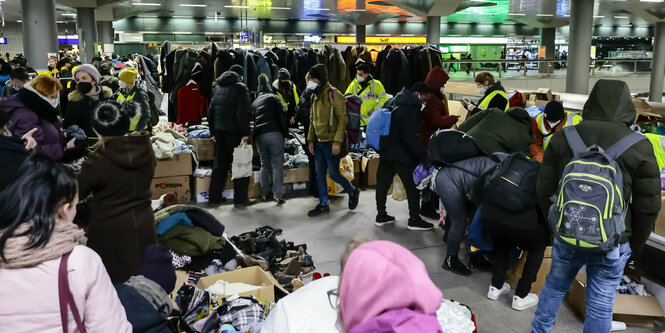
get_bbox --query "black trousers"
[375,158,420,220]
[209,130,250,204]
[420,186,439,214]
[486,221,547,298]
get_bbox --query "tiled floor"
[207,189,664,333]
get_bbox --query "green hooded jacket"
[537,79,661,253]
[458,107,534,155]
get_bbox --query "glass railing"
[441,58,654,79]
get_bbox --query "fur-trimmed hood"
[68,86,114,102]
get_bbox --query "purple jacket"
[2,92,65,160]
[349,308,442,333]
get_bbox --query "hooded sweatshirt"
[422,67,457,148]
[458,107,534,155]
[340,241,443,333]
[537,79,661,253]
[78,133,158,283]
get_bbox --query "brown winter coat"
[78,133,157,283]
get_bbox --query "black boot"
[442,255,471,276]
[308,204,330,217]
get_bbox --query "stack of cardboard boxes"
[151,153,193,203]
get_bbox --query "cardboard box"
[568,273,665,327]
[284,168,310,184]
[361,156,380,187]
[188,138,215,161]
[196,266,289,303]
[525,88,559,107]
[654,196,665,237]
[633,98,662,125]
[194,176,211,203]
[448,100,469,128]
[353,157,360,173]
[151,176,190,203]
[444,81,481,97]
[506,246,552,294]
[154,153,193,178]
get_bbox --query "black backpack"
[428,129,489,168]
[480,153,540,228]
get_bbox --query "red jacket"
[177,83,209,124]
[420,66,458,148]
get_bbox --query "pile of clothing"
[151,123,194,159]
[188,124,211,139]
[176,284,266,333]
[231,226,315,292]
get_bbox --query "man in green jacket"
[306,64,360,217]
[532,80,661,332]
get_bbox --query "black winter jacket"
[537,79,661,253]
[380,88,428,166]
[252,91,288,138]
[208,71,251,136]
[381,48,411,96]
[64,86,115,149]
[0,135,29,191]
[476,81,508,111]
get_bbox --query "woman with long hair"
[0,154,131,332]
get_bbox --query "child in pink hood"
[339,240,443,333]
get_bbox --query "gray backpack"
[549,127,646,252]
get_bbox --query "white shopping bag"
[231,141,253,179]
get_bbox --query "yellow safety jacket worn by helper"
[344,78,388,126]
[645,133,665,171]
[276,83,300,109]
[117,91,147,131]
[478,90,509,111]
[536,111,583,150]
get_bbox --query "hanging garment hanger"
[186,79,198,86]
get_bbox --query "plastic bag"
[327,155,355,196]
[231,141,253,179]
[387,175,407,201]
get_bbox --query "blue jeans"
[256,132,284,200]
[314,141,355,206]
[532,240,632,333]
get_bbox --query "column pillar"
[20,0,58,71]
[539,27,556,74]
[76,7,98,63]
[98,21,114,54]
[356,25,366,44]
[426,16,441,46]
[565,0,594,94]
[649,22,665,102]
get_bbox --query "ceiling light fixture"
[639,0,664,2]
[131,2,162,6]
[594,16,605,18]
[180,4,206,7]
[305,8,330,11]
[267,7,291,10]
[536,14,553,17]
[17,20,22,22]
[224,5,249,8]
[56,20,64,23]
[173,15,193,18]
[509,13,526,16]
[614,16,629,19]
[62,13,77,16]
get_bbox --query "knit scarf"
[0,219,85,269]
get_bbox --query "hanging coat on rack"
[381,47,410,96]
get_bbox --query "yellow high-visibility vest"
[276,84,299,109]
[478,90,509,111]
[117,91,146,131]
[536,111,583,149]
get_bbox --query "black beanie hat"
[230,64,244,78]
[278,68,290,81]
[140,244,176,293]
[308,64,328,85]
[544,101,565,122]
[93,101,130,137]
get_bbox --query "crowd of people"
[0,47,661,333]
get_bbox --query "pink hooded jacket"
[0,245,132,332]
[339,241,443,333]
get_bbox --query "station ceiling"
[0,0,663,27]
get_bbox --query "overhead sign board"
[336,36,426,44]
[304,35,322,43]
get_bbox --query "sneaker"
[487,283,511,301]
[274,197,286,204]
[308,204,330,217]
[375,214,396,227]
[407,217,434,231]
[348,187,360,210]
[512,293,539,311]
[442,255,471,276]
[259,196,272,202]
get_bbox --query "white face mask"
[356,75,365,83]
[306,81,318,91]
[440,87,445,94]
[477,87,487,95]
[547,120,561,128]
[119,81,127,89]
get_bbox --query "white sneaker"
[512,293,539,311]
[487,283,510,301]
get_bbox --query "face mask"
[356,75,365,83]
[440,87,445,94]
[477,87,487,95]
[306,81,318,91]
[76,82,93,94]
[119,81,127,89]
[547,120,561,128]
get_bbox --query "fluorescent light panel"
[267,7,291,9]
[537,14,553,17]
[62,13,77,16]
[306,8,329,10]
[131,2,162,6]
[224,5,249,8]
[509,13,526,16]
[180,4,206,7]
[614,16,629,19]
